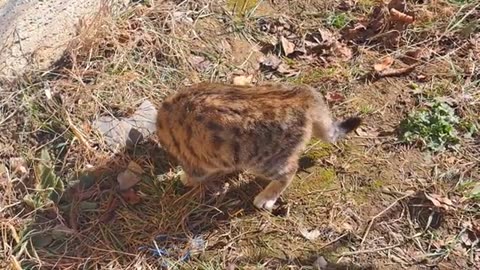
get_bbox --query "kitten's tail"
[336,117,362,136]
[313,116,361,142]
[331,117,362,142]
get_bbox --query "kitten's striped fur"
[156,82,361,210]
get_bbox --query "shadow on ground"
[22,136,372,269]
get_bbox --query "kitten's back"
[156,83,320,173]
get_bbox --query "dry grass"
[1,0,479,269]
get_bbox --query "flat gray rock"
[93,100,157,151]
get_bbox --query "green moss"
[293,167,337,196]
[318,168,336,188]
[370,179,384,189]
[303,139,334,160]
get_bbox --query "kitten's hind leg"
[253,166,297,211]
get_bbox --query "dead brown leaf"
[299,227,320,241]
[313,256,328,269]
[9,157,28,176]
[374,56,394,72]
[401,48,431,64]
[325,91,345,103]
[258,54,282,70]
[319,28,336,44]
[424,193,454,211]
[341,23,368,41]
[189,55,212,72]
[338,0,354,11]
[377,64,417,77]
[332,42,353,61]
[280,36,295,56]
[277,63,299,77]
[120,189,142,205]
[416,74,427,82]
[390,8,414,24]
[355,127,380,137]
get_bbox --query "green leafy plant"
[400,101,460,152]
[23,148,64,209]
[326,13,351,29]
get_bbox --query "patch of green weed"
[359,104,375,114]
[456,180,480,202]
[399,101,460,152]
[289,68,337,84]
[326,13,351,29]
[227,0,259,15]
[23,149,64,209]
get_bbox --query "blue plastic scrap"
[138,233,205,264]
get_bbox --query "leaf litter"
[256,17,354,80]
[2,0,480,268]
[342,0,415,48]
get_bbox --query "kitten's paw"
[253,194,277,211]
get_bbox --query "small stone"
[299,227,320,240]
[126,100,157,138]
[117,169,141,191]
[93,117,133,150]
[313,256,328,270]
[92,100,158,151]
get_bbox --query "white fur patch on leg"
[253,193,277,211]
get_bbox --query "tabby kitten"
[156,82,361,211]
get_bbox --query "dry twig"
[360,191,414,247]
